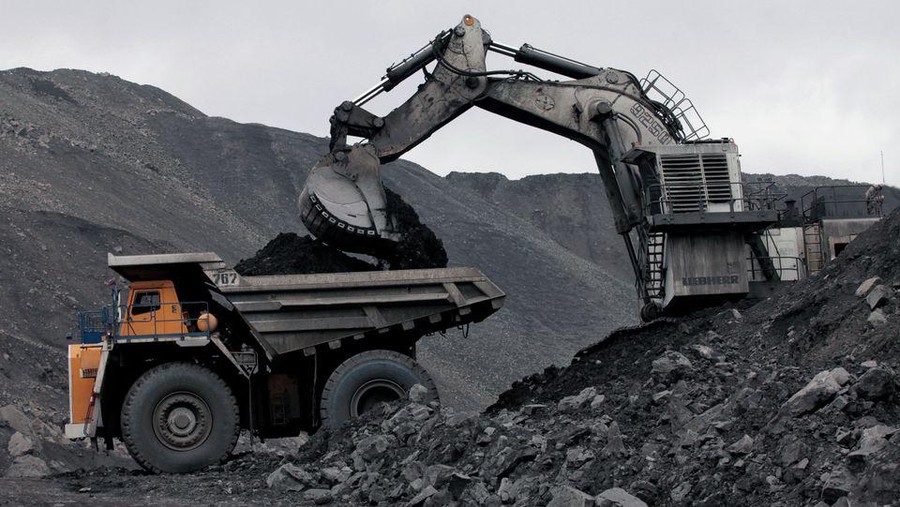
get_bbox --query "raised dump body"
[69,252,505,473]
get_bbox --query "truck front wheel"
[320,350,437,428]
[120,363,239,473]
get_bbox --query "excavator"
[299,14,781,321]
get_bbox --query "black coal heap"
[234,233,377,275]
[382,187,448,270]
[236,188,447,276]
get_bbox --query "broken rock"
[409,384,429,404]
[595,487,648,507]
[266,463,315,491]
[4,455,50,478]
[780,367,851,417]
[669,481,692,503]
[546,485,592,507]
[855,276,881,297]
[651,351,693,383]
[865,284,891,309]
[424,464,455,489]
[7,431,34,457]
[303,488,333,505]
[405,485,437,507]
[727,434,754,455]
[557,387,598,412]
[853,367,895,400]
[602,421,628,458]
[447,473,472,500]
[847,425,897,471]
[820,468,853,504]
[689,344,722,362]
[355,434,394,462]
[0,405,33,435]
[867,309,888,327]
[779,438,808,466]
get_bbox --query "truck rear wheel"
[320,350,437,428]
[120,363,239,473]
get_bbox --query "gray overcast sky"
[2,1,898,186]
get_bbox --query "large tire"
[320,350,437,428]
[120,363,239,473]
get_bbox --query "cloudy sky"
[2,1,897,185]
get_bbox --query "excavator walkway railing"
[800,185,885,221]
[640,69,710,142]
[641,180,782,232]
[747,255,807,282]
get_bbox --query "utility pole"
[881,150,885,184]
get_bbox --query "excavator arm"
[299,15,691,249]
[299,15,775,319]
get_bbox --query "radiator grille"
[659,153,732,213]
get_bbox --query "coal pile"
[38,212,900,505]
[234,233,378,276]
[236,188,447,276]
[382,187,448,270]
[257,210,900,506]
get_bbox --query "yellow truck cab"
[67,280,209,441]
[120,280,189,338]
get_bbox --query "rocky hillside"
[445,172,633,282]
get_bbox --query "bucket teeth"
[298,189,386,253]
[299,145,399,255]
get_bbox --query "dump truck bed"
[108,253,505,358]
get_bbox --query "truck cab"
[121,280,187,337]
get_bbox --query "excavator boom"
[300,14,689,246]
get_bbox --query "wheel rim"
[349,379,405,417]
[152,391,213,451]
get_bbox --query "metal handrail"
[800,184,883,221]
[105,301,211,342]
[747,255,807,282]
[77,308,112,344]
[643,180,784,216]
[640,70,710,141]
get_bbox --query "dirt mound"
[234,233,378,275]
[254,208,900,506]
[484,209,900,505]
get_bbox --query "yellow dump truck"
[67,252,504,473]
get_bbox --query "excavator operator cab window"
[131,291,161,316]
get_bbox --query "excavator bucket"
[298,144,400,254]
